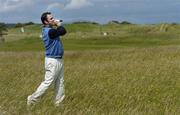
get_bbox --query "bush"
[0,22,8,37]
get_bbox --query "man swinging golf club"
[27,12,67,106]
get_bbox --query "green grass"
[1,23,180,51]
[1,35,180,51]
[0,23,180,114]
[0,37,44,51]
[0,47,180,114]
[1,30,180,51]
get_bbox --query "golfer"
[27,12,67,106]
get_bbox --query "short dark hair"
[41,12,51,25]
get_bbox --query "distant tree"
[15,23,23,28]
[24,21,34,26]
[91,22,99,25]
[120,21,132,25]
[73,21,99,25]
[108,20,132,25]
[112,20,120,24]
[0,22,8,42]
[108,20,120,24]
[171,22,178,26]
[15,22,35,28]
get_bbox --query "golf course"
[0,22,180,114]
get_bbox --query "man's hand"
[55,20,62,27]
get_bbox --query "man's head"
[41,12,56,26]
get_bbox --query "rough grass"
[0,23,180,114]
[0,46,180,114]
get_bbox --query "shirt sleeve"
[48,26,67,39]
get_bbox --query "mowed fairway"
[0,23,180,114]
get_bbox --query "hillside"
[1,23,180,51]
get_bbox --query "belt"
[46,56,63,59]
[54,56,62,59]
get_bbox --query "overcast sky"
[0,0,180,24]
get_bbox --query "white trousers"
[30,57,65,102]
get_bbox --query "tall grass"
[0,46,180,114]
[0,23,180,114]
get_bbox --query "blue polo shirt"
[42,27,64,58]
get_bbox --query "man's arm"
[48,26,67,39]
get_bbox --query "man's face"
[45,14,56,26]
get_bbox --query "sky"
[0,0,180,24]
